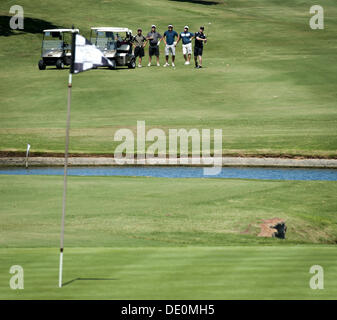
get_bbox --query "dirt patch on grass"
[258,218,287,239]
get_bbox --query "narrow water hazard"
[1,166,337,181]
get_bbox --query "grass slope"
[1,175,337,247]
[0,0,337,156]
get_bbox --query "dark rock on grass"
[258,218,287,239]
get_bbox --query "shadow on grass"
[46,67,70,70]
[0,16,60,36]
[44,67,131,71]
[169,0,220,5]
[62,277,118,287]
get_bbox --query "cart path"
[1,156,337,168]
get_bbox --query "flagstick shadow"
[62,277,118,287]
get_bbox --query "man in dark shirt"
[194,26,207,68]
[132,28,147,67]
[162,24,179,67]
[146,25,162,67]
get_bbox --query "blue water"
[0,166,337,181]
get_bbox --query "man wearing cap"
[177,26,194,65]
[132,28,148,68]
[162,24,179,67]
[146,25,162,67]
[194,26,207,68]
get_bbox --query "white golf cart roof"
[43,29,79,33]
[91,27,132,33]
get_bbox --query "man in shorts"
[132,28,147,68]
[146,25,162,67]
[177,25,194,65]
[194,26,207,68]
[162,24,179,67]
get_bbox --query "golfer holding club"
[162,24,179,67]
[177,25,194,65]
[146,25,162,67]
[194,26,207,68]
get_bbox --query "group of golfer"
[132,24,207,68]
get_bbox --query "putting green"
[1,246,336,299]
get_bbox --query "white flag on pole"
[59,31,114,288]
[73,34,113,73]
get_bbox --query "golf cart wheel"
[38,60,46,70]
[56,59,65,69]
[128,59,136,69]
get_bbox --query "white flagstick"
[25,143,31,168]
[59,72,73,288]
[58,249,64,288]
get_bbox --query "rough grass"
[1,175,336,247]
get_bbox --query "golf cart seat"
[90,27,136,69]
[117,42,131,53]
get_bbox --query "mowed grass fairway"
[0,0,337,156]
[0,175,337,299]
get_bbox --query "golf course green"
[0,0,337,299]
[1,246,336,299]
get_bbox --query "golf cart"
[90,27,136,69]
[38,28,79,70]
